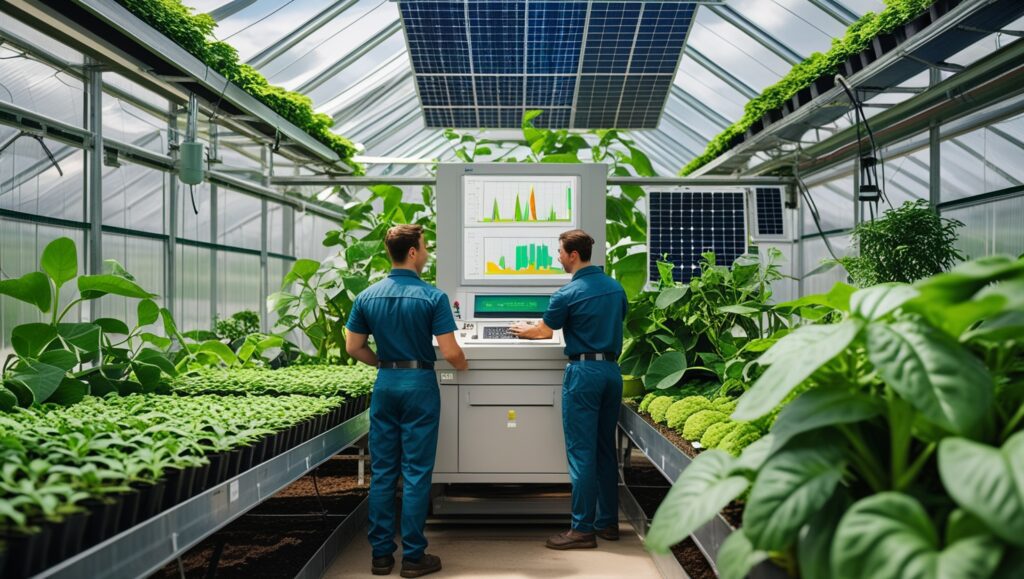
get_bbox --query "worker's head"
[557,229,594,274]
[385,224,428,273]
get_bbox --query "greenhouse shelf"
[618,485,689,579]
[32,410,370,579]
[294,497,370,579]
[618,404,786,579]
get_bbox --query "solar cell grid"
[755,187,786,236]
[648,191,748,283]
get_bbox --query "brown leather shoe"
[545,529,598,550]
[400,553,442,578]
[596,526,620,541]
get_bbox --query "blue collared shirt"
[542,265,628,358]
[345,269,457,363]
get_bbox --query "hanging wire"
[794,155,840,262]
[835,75,894,210]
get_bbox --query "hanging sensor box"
[179,141,205,185]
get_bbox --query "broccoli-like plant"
[700,421,736,449]
[718,423,762,456]
[712,397,738,413]
[639,392,660,413]
[648,396,677,424]
[682,410,730,441]
[666,396,712,429]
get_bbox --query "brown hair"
[559,229,595,262]
[385,224,423,262]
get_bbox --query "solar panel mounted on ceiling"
[754,187,786,237]
[398,0,696,129]
[648,191,748,284]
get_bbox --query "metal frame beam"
[706,4,804,65]
[807,0,858,26]
[248,0,361,69]
[294,20,403,94]
[684,47,759,100]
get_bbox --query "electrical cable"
[835,75,894,210]
[794,160,840,262]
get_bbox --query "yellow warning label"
[507,409,516,421]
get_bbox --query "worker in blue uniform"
[510,229,628,550]
[346,224,468,578]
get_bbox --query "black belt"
[569,352,618,361]
[378,360,435,370]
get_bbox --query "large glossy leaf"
[40,237,77,288]
[867,321,992,436]
[0,386,17,411]
[57,323,102,354]
[346,240,383,264]
[717,529,768,579]
[135,348,177,377]
[0,272,52,313]
[140,332,172,351]
[734,319,863,421]
[646,451,750,552]
[798,489,851,579]
[38,349,78,372]
[131,362,162,390]
[94,317,130,335]
[284,259,320,285]
[48,378,88,406]
[776,282,856,314]
[744,433,846,551]
[962,311,1024,344]
[7,361,65,403]
[938,433,1024,547]
[11,323,58,358]
[913,256,1024,305]
[78,274,155,299]
[655,286,689,309]
[644,351,687,390]
[770,387,880,451]
[198,340,238,366]
[832,493,1003,579]
[851,283,919,320]
[137,299,159,326]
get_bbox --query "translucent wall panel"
[100,234,165,327]
[216,251,262,321]
[175,244,213,333]
[178,183,213,242]
[217,189,263,251]
[1,139,85,221]
[102,163,166,233]
[941,113,1024,202]
[295,212,340,262]
[944,195,1024,260]
[0,222,85,354]
[267,256,291,328]
[882,143,930,206]
[102,92,168,155]
[267,203,288,255]
[800,234,851,296]
[804,175,854,232]
[0,45,83,128]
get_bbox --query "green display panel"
[474,295,551,318]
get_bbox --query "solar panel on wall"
[648,190,748,283]
[754,187,786,237]
[398,1,696,129]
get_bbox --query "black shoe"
[400,553,442,578]
[596,525,620,541]
[372,555,395,575]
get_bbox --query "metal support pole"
[85,58,104,320]
[166,105,179,324]
[260,145,271,334]
[929,68,943,208]
[209,121,219,326]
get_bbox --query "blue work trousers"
[562,360,623,532]
[367,369,440,561]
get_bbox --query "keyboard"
[483,326,518,340]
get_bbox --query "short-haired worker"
[345,224,468,578]
[510,229,628,549]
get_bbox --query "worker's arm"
[509,320,554,340]
[436,332,468,370]
[345,330,378,367]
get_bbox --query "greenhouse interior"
[1,0,1023,577]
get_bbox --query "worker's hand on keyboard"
[509,321,536,339]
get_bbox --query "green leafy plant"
[171,364,375,398]
[214,310,260,343]
[645,256,1024,579]
[620,250,789,391]
[0,238,179,410]
[681,0,936,175]
[839,199,965,286]
[112,0,361,171]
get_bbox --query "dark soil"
[671,538,717,579]
[150,454,369,579]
